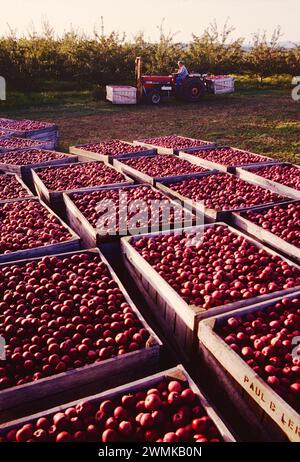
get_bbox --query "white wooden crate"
[206,77,235,94]
[106,85,137,104]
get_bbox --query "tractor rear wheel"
[147,90,161,105]
[181,78,205,103]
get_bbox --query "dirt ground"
[56,94,300,164]
[1,86,300,163]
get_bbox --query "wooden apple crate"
[198,291,300,442]
[69,140,157,164]
[0,118,58,146]
[121,223,300,360]
[179,146,277,174]
[156,171,290,221]
[0,129,25,139]
[32,161,133,207]
[113,154,214,186]
[106,85,137,104]
[0,365,236,441]
[231,200,300,264]
[234,163,300,200]
[25,126,58,148]
[0,138,56,153]
[0,149,78,185]
[0,197,81,263]
[113,152,158,185]
[133,135,216,155]
[0,172,34,200]
[0,248,162,421]
[64,183,195,247]
[206,76,235,95]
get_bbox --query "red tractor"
[135,57,207,105]
[106,58,234,106]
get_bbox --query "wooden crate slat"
[14,173,34,198]
[198,343,275,441]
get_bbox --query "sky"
[0,0,299,43]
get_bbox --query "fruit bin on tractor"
[107,57,235,105]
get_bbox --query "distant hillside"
[242,41,299,51]
[279,41,299,48]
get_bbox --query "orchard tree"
[247,27,285,83]
[150,19,184,74]
[0,20,298,92]
[188,20,244,74]
[285,45,300,76]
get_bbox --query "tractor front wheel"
[181,78,205,103]
[147,90,161,105]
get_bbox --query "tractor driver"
[175,61,189,88]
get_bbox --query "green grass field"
[1,78,299,164]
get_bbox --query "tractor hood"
[141,75,173,84]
